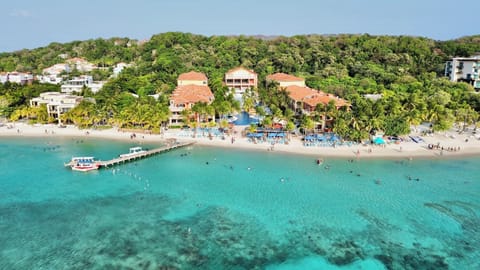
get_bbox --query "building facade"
[225,67,258,98]
[177,71,208,86]
[285,85,348,132]
[169,72,214,126]
[445,55,480,89]
[0,72,34,85]
[61,75,104,94]
[30,92,84,123]
[42,63,70,76]
[37,75,63,84]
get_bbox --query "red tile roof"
[171,85,214,104]
[178,71,208,81]
[285,85,348,107]
[266,73,304,82]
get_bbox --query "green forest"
[1,33,480,141]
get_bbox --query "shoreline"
[1,122,480,160]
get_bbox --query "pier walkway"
[98,141,194,168]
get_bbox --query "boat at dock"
[119,146,147,158]
[65,157,100,172]
[64,141,195,170]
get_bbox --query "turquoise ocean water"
[0,137,479,269]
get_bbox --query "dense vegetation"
[1,33,480,140]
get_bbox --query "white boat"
[119,147,147,158]
[66,157,100,172]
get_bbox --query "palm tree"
[300,116,314,135]
[455,106,477,132]
[181,108,193,127]
[192,102,206,125]
[285,121,295,140]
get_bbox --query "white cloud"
[10,10,31,18]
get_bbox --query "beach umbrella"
[330,135,340,141]
[315,134,326,141]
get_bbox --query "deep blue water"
[0,137,479,269]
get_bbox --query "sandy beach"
[1,122,480,159]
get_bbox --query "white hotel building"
[30,92,84,123]
[445,55,480,90]
[61,75,104,94]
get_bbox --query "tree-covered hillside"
[1,33,480,139]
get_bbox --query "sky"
[1,0,478,53]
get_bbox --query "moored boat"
[119,147,147,158]
[66,157,100,172]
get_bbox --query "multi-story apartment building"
[445,55,480,89]
[42,63,70,76]
[224,67,257,98]
[37,75,63,84]
[169,71,214,126]
[30,92,84,124]
[61,75,104,94]
[285,85,348,132]
[0,72,34,85]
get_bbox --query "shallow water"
[0,137,479,269]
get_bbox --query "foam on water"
[0,138,479,269]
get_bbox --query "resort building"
[177,71,208,86]
[285,85,348,131]
[30,92,84,123]
[445,55,480,89]
[37,75,63,84]
[42,58,96,77]
[169,72,214,126]
[0,72,33,85]
[42,63,70,76]
[266,73,305,88]
[225,67,258,98]
[60,75,104,94]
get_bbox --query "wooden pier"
[98,141,195,168]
